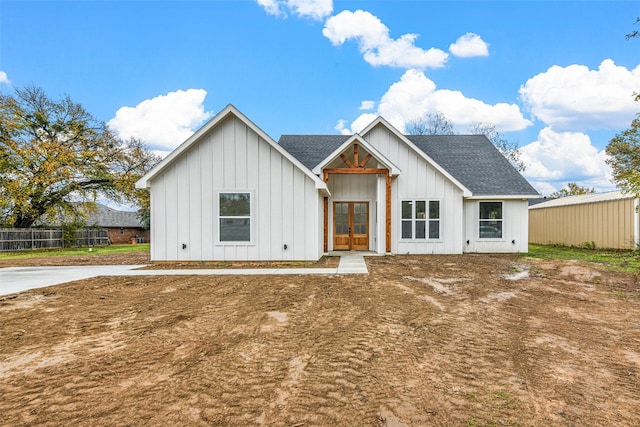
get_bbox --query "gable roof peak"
[136,104,328,192]
[310,133,401,176]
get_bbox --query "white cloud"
[340,69,531,133]
[334,119,349,134]
[532,182,558,197]
[289,0,333,20]
[256,0,283,17]
[255,0,332,20]
[359,100,375,110]
[520,127,612,194]
[449,33,489,58]
[519,59,640,131]
[429,89,532,131]
[108,89,213,151]
[323,10,449,69]
[0,71,9,85]
[349,113,378,134]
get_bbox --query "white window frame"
[217,191,254,245]
[400,199,441,241]
[478,201,503,240]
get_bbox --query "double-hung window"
[401,200,440,239]
[479,201,502,239]
[219,192,252,243]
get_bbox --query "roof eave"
[465,194,541,200]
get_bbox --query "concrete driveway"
[0,265,147,296]
[0,254,369,296]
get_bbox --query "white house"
[136,104,539,261]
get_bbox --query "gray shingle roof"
[279,134,538,197]
[407,135,538,196]
[279,135,350,170]
[86,204,144,228]
[36,204,144,228]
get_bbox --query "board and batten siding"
[149,115,321,261]
[463,199,529,253]
[529,198,637,249]
[363,124,464,254]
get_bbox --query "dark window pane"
[402,220,412,239]
[416,201,426,219]
[220,218,250,241]
[220,193,250,216]
[479,202,502,220]
[429,220,439,239]
[402,201,412,219]
[479,221,502,238]
[416,220,426,239]
[429,201,440,219]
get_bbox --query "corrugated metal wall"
[529,198,637,249]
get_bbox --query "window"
[401,200,440,239]
[479,202,502,239]
[219,192,251,242]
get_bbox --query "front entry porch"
[318,138,398,254]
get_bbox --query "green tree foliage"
[606,114,640,198]
[0,86,160,228]
[550,182,595,198]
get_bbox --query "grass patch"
[614,291,640,301]
[524,244,640,273]
[0,244,150,260]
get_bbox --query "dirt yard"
[1,253,639,426]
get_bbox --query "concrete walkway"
[0,254,369,296]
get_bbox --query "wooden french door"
[333,202,369,250]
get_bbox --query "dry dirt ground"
[1,253,639,426]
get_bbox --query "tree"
[626,17,640,40]
[469,122,526,172]
[605,17,640,195]
[406,111,454,135]
[550,182,595,198]
[605,114,640,198]
[0,86,160,228]
[406,112,525,172]
[627,18,640,102]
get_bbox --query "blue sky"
[2,0,640,196]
